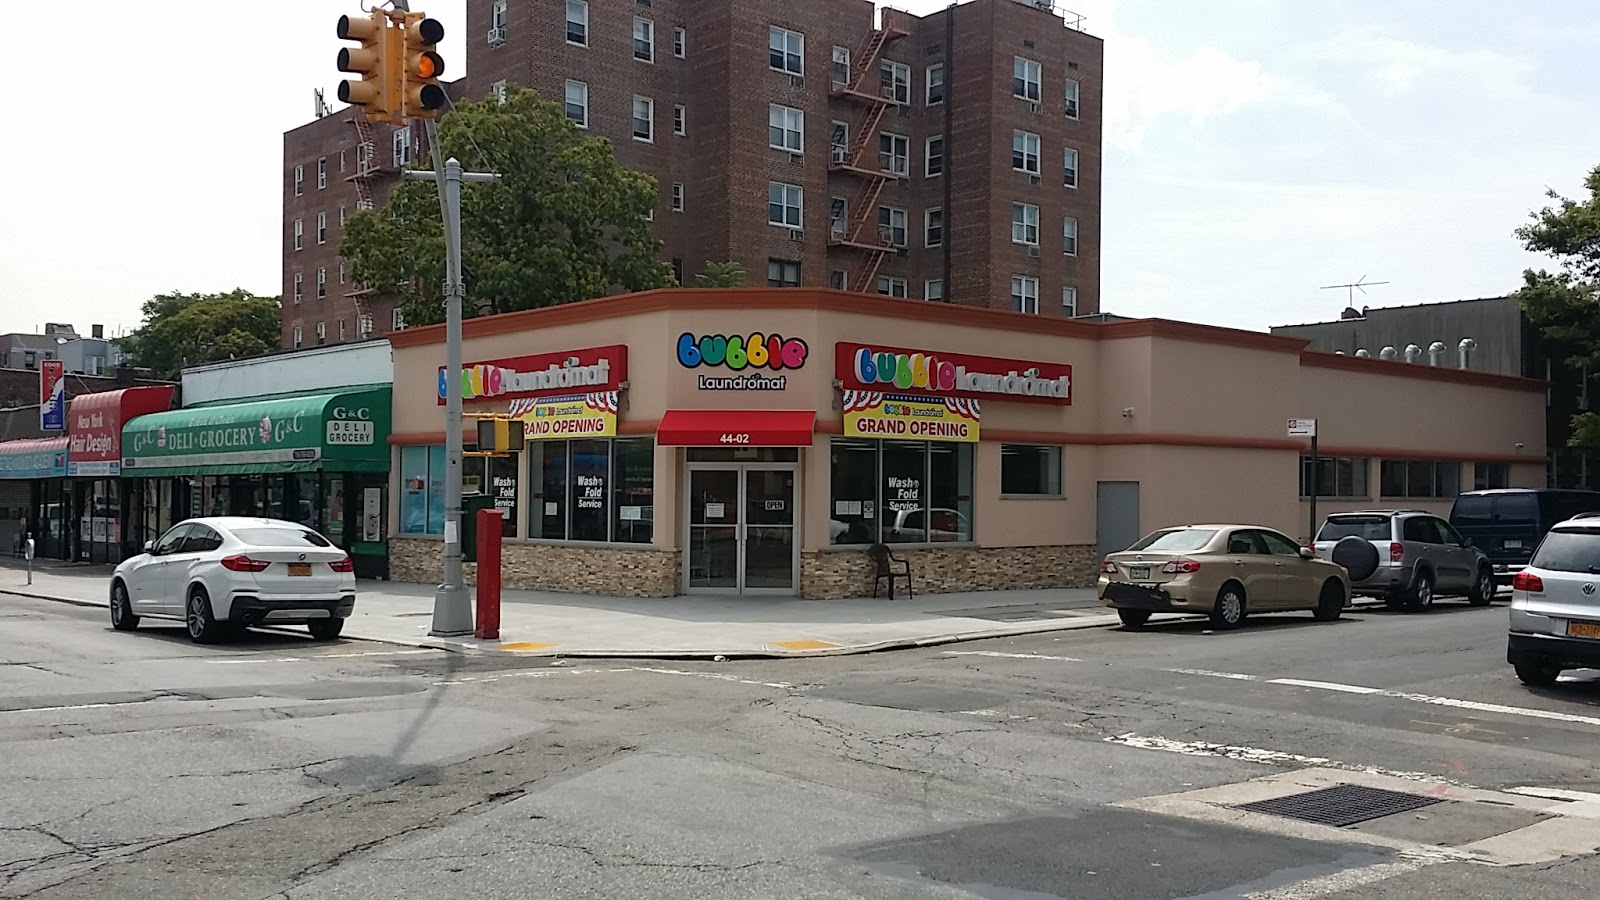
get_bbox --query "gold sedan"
[1098,525,1351,630]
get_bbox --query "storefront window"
[528,438,654,543]
[1380,459,1460,499]
[1000,444,1063,496]
[323,477,346,542]
[829,439,974,545]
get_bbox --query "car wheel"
[1468,567,1495,607]
[307,617,345,641]
[1406,571,1434,612]
[1312,580,1345,622]
[186,588,221,644]
[1514,662,1561,687]
[1210,584,1246,630]
[1117,608,1151,630]
[109,580,138,631]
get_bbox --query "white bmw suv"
[1507,513,1600,685]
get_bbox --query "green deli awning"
[120,389,392,477]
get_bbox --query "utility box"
[461,493,497,562]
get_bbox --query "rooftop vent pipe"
[1355,348,1370,358]
[1427,341,1446,366]
[1403,343,1422,363]
[1458,337,1476,370]
[1379,346,1397,361]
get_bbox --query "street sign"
[1287,418,1317,437]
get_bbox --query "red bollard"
[474,508,502,640]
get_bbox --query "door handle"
[1234,560,1246,566]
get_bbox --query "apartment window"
[829,269,848,290]
[878,206,907,246]
[1063,146,1078,187]
[768,182,803,227]
[829,196,847,238]
[392,307,406,331]
[316,211,327,244]
[1064,78,1080,118]
[631,96,654,141]
[924,207,943,248]
[492,0,508,32]
[564,80,588,126]
[880,60,911,104]
[393,126,411,167]
[878,132,909,176]
[1011,275,1039,314]
[673,103,686,135]
[338,318,347,341]
[673,27,686,58]
[925,136,943,177]
[292,325,303,348]
[292,273,303,303]
[338,261,346,284]
[1300,456,1370,498]
[1011,130,1040,174]
[831,45,851,88]
[671,182,684,212]
[293,218,303,251]
[491,79,508,104]
[925,64,944,104]
[566,0,588,45]
[769,104,804,152]
[767,259,801,287]
[316,321,326,345]
[633,17,654,62]
[1062,216,1078,255]
[293,165,303,196]
[1001,444,1063,495]
[769,27,804,75]
[876,275,908,298]
[339,204,347,228]
[1473,462,1511,490]
[830,121,849,161]
[924,279,944,302]
[1380,460,1461,499]
[1011,203,1040,245]
[339,149,346,172]
[316,267,327,299]
[1062,286,1078,316]
[316,157,327,189]
[1013,56,1042,101]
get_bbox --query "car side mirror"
[1298,547,1315,560]
[142,540,155,554]
[1461,538,1472,548]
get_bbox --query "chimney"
[91,324,104,340]
[1427,341,1446,366]
[1457,338,1476,370]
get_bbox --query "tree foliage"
[1513,164,1600,447]
[342,86,674,327]
[694,261,746,287]
[120,289,282,380]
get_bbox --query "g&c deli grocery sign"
[438,345,628,405]
[835,342,1071,405]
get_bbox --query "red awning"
[656,410,816,447]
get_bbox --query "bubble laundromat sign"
[677,332,808,391]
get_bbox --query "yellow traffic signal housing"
[336,11,399,123]
[400,14,449,119]
[475,417,525,454]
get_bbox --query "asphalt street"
[3,593,1599,899]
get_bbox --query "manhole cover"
[1235,784,1444,827]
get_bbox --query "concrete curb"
[1,588,101,609]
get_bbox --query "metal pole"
[431,154,472,636]
[1308,432,1319,546]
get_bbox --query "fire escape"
[827,22,909,294]
[343,108,394,336]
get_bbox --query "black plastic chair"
[868,543,912,600]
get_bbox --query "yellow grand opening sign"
[509,392,619,439]
[842,392,980,442]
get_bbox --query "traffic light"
[475,417,525,454]
[400,14,448,119]
[336,11,398,123]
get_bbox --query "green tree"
[1514,164,1600,447]
[693,261,746,287]
[342,86,673,327]
[120,289,282,380]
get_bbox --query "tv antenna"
[1319,275,1388,305]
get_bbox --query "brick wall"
[801,543,1099,599]
[389,536,681,597]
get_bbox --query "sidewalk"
[0,561,1134,658]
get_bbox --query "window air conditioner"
[1027,245,1040,257]
[788,229,804,241]
[487,27,507,46]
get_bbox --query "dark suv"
[1313,509,1495,611]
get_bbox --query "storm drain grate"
[1234,784,1445,828]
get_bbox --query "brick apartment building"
[281,0,1103,349]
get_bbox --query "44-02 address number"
[719,433,752,444]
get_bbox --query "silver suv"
[1507,513,1600,685]
[1313,509,1495,611]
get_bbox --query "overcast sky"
[3,0,1596,338]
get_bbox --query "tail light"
[1100,560,1118,574]
[1511,571,1544,593]
[1389,542,1404,563]
[220,555,270,573]
[329,557,355,573]
[1161,559,1202,574]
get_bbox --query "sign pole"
[1308,430,1319,546]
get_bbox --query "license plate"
[1129,566,1150,580]
[1504,539,1523,550]
[1567,621,1600,638]
[287,563,312,577]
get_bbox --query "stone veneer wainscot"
[388,537,680,598]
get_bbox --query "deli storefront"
[120,389,394,578]
[385,289,1093,599]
